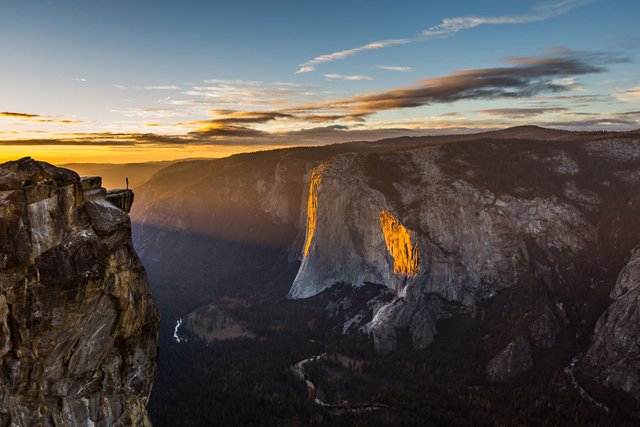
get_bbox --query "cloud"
[1,112,39,119]
[296,38,411,73]
[423,0,591,38]
[323,74,373,81]
[203,79,263,86]
[111,84,127,89]
[111,107,190,118]
[295,0,590,73]
[144,85,182,90]
[0,111,80,124]
[6,50,631,148]
[477,107,568,117]
[0,132,190,146]
[179,51,617,138]
[178,82,314,107]
[189,125,266,138]
[379,66,413,72]
[178,51,619,138]
[544,116,640,130]
[207,110,293,123]
[300,113,368,123]
[614,86,640,103]
[326,52,613,115]
[183,110,293,138]
[71,78,87,82]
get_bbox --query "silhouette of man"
[125,177,129,189]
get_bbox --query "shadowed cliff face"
[0,158,159,426]
[583,247,640,400]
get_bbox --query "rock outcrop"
[0,158,159,426]
[486,336,533,382]
[288,148,595,354]
[527,308,560,349]
[583,247,640,399]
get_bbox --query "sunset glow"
[1,0,638,164]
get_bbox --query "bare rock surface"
[583,248,640,399]
[288,146,595,354]
[0,158,159,426]
[485,336,533,382]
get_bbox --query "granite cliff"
[289,146,595,357]
[0,158,159,426]
[287,135,640,389]
[130,128,640,408]
[583,247,640,399]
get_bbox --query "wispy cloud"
[169,80,317,109]
[296,38,411,73]
[0,111,81,124]
[111,107,190,118]
[477,107,568,117]
[423,0,591,38]
[378,66,413,72]
[111,84,127,90]
[71,78,87,82]
[144,85,182,90]
[295,0,591,73]
[203,79,263,86]
[323,73,373,81]
[614,86,640,103]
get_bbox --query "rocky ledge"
[0,158,160,426]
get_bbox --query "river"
[290,353,394,414]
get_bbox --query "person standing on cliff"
[125,177,129,189]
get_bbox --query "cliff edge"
[0,158,160,426]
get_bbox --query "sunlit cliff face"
[379,210,420,276]
[303,167,325,257]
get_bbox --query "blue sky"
[1,0,639,162]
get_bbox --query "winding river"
[291,353,394,414]
[564,354,609,412]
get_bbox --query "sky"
[0,0,639,163]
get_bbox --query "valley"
[87,126,640,425]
